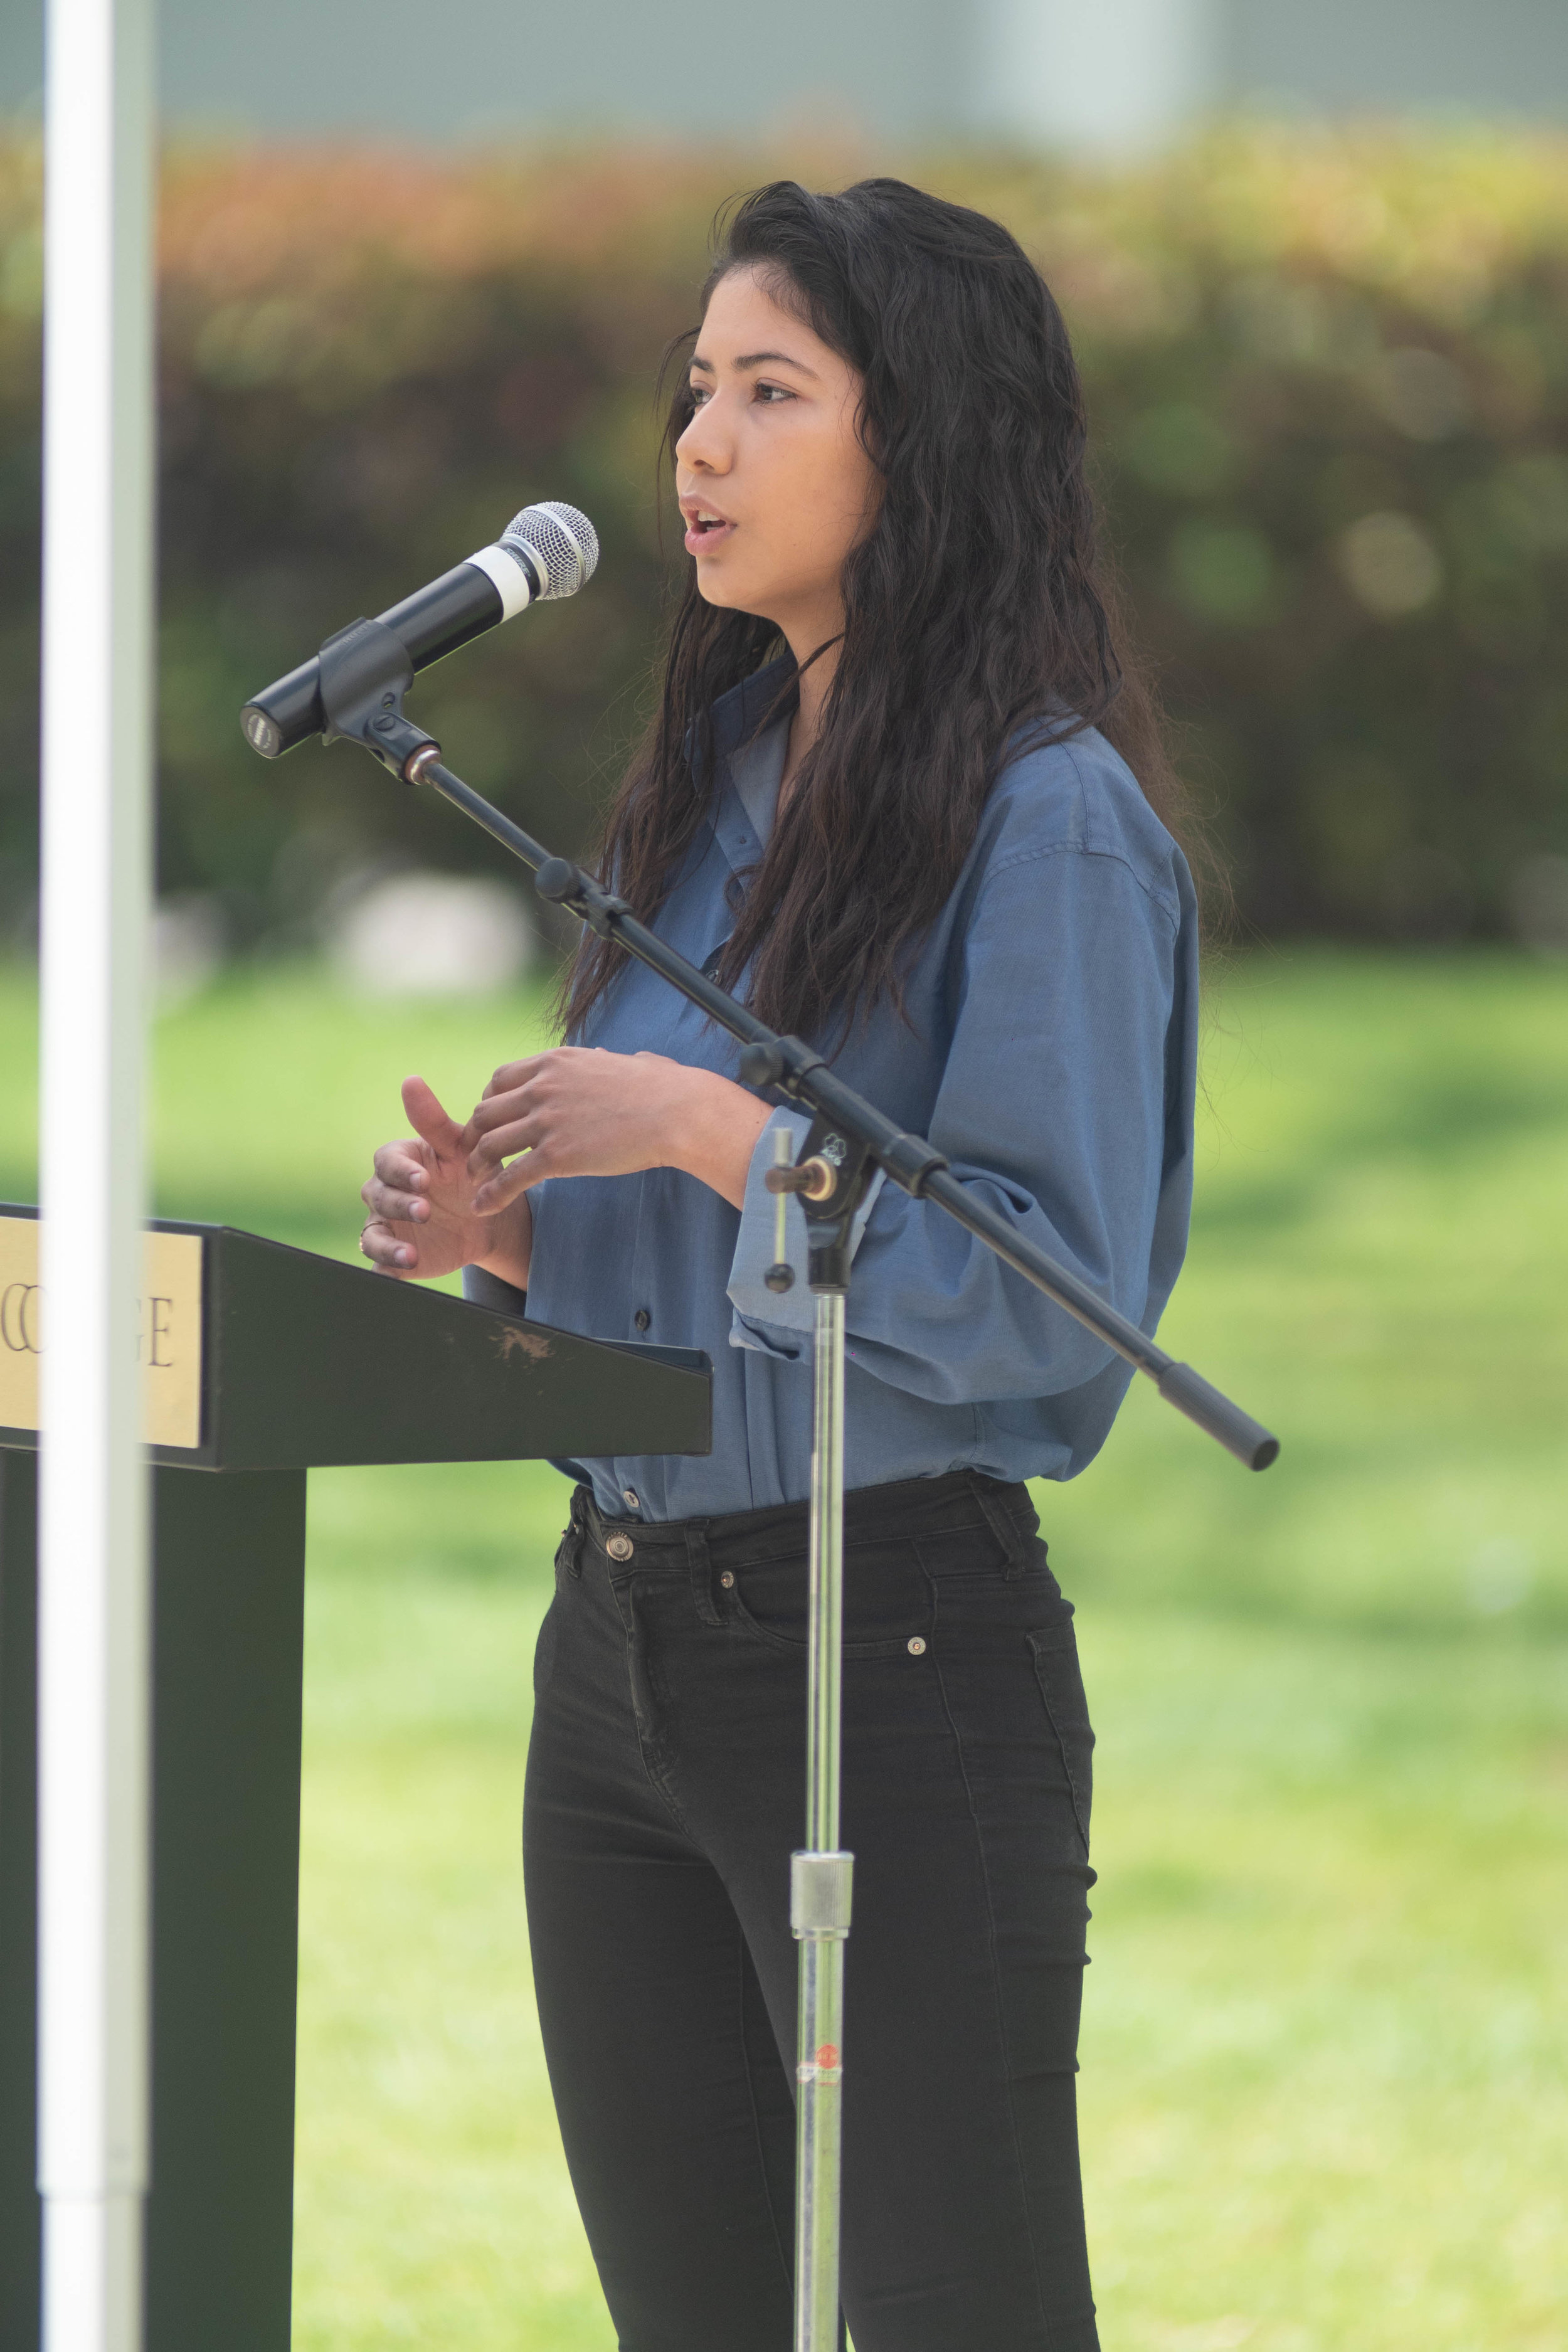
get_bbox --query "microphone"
[239,501,599,759]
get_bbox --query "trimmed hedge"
[2,127,1567,945]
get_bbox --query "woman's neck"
[779,632,840,810]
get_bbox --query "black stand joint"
[316,616,439,781]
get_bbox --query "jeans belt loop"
[559,1485,588,1580]
[971,1475,1029,1581]
[685,1523,724,1628]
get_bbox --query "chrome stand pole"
[793,1285,852,2352]
[762,1123,862,2352]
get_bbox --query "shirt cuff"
[726,1106,885,1355]
[463,1262,529,1318]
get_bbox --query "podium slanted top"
[0,1209,711,1471]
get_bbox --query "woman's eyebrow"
[689,349,820,378]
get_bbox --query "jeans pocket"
[1028,1624,1094,1853]
[726,1589,923,1661]
[726,1542,933,1660]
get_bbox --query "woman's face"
[674,265,879,656]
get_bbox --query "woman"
[360,178,1199,2352]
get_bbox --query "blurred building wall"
[977,0,1227,151]
[1236,0,1568,119]
[5,0,1568,146]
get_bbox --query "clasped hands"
[359,1047,773,1286]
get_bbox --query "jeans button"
[907,1636,926,1655]
[719,1571,735,1589]
[606,1534,634,1562]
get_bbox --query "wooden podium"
[0,1209,710,2351]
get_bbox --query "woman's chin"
[692,566,763,615]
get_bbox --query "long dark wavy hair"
[564,176,1194,1045]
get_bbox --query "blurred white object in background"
[977,0,1222,153]
[328,871,534,997]
[155,894,227,1006]
[1337,511,1444,617]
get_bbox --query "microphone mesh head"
[502,502,600,600]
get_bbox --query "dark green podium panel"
[144,1465,309,2352]
[0,1216,710,2351]
[0,1453,39,2336]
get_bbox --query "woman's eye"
[755,383,793,404]
[687,383,710,407]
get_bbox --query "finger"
[361,1175,430,1222]
[467,1114,544,1179]
[401,1074,469,1158]
[467,1086,533,1140]
[359,1220,418,1274]
[472,1150,553,1213]
[482,1055,549,1101]
[373,1140,430,1186]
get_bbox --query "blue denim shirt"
[468,660,1199,1523]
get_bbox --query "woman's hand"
[466,1047,772,1213]
[360,1074,532,1286]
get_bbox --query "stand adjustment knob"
[765,1156,836,1204]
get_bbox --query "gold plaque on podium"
[0,1214,204,1450]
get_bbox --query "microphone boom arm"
[306,617,1278,1470]
[402,741,1278,1471]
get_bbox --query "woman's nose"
[676,397,730,474]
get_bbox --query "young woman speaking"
[359,177,1199,2352]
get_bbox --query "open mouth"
[684,505,734,553]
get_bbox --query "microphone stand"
[304,627,1280,2352]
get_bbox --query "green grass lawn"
[1,948,1564,2349]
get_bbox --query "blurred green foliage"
[3,126,1568,945]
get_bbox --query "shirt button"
[623,1488,640,1510]
[606,1533,633,1562]
[907,1636,926,1655]
[633,1308,650,1332]
[719,1571,735,1589]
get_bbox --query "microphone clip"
[316,615,440,783]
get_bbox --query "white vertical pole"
[38,0,156,2344]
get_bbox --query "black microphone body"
[240,501,598,759]
[241,561,513,758]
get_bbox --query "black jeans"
[524,1468,1099,2352]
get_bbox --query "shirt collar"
[719,716,788,864]
[706,657,795,879]
[707,654,796,763]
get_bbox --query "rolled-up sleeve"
[726,844,1181,1402]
